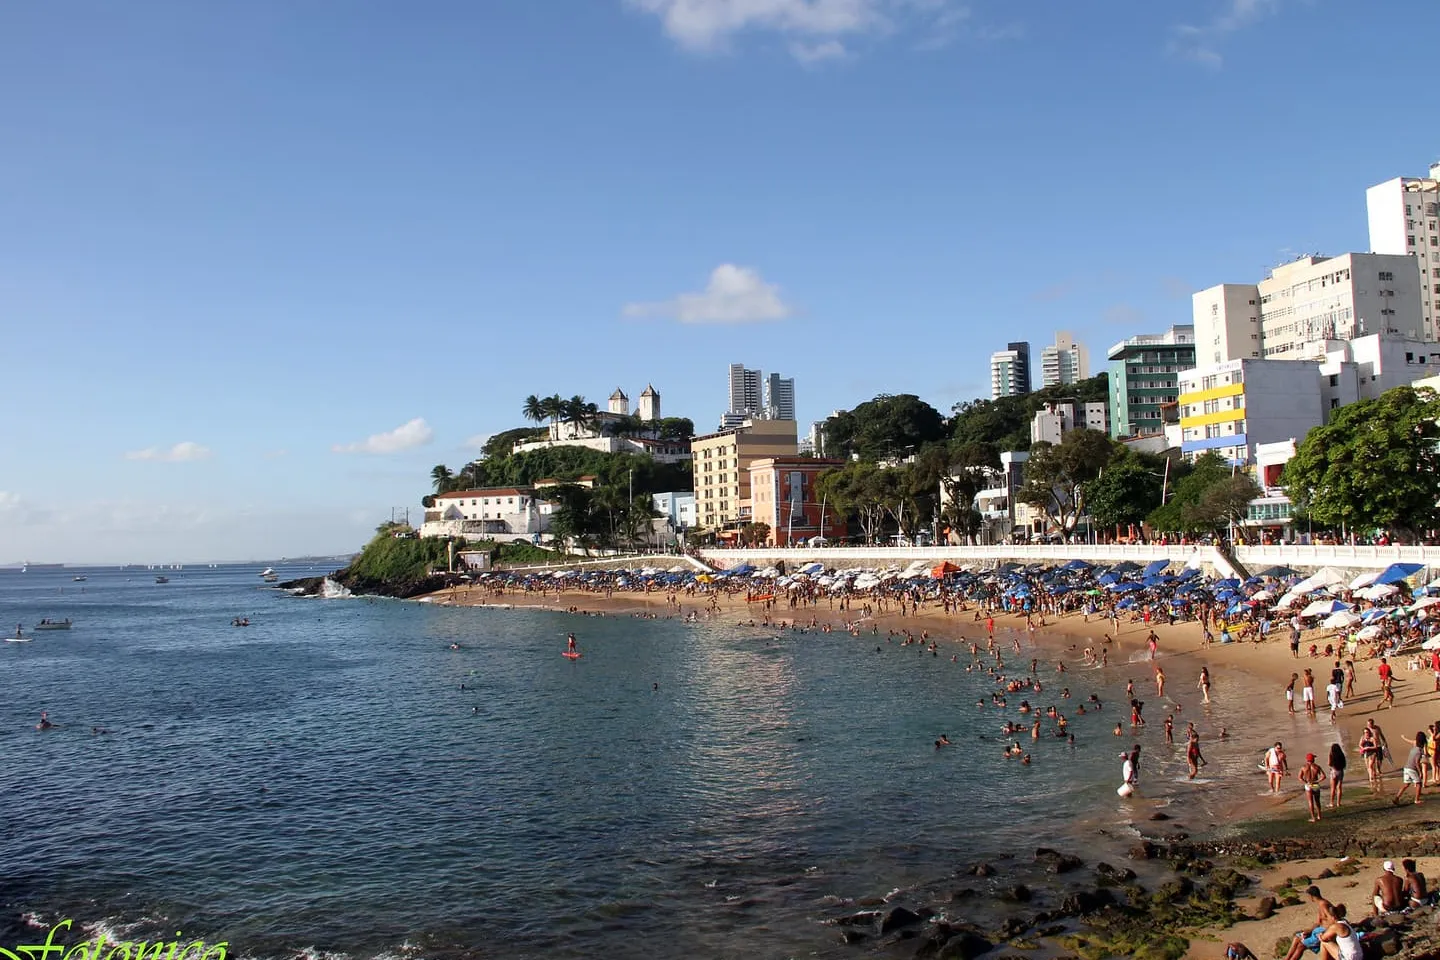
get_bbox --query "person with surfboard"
[564,633,581,659]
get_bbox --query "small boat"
[34,619,73,631]
[260,568,276,578]
[155,576,170,584]
[72,576,87,582]
[262,573,279,583]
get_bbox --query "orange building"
[747,457,846,546]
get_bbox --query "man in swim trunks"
[1373,861,1404,916]
[1297,753,1326,822]
[1266,741,1289,793]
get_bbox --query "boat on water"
[155,576,170,584]
[34,619,73,631]
[21,562,65,573]
[262,573,279,582]
[72,575,87,582]
[260,568,276,577]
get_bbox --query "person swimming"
[36,711,52,731]
[935,734,952,748]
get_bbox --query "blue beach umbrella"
[1110,581,1144,593]
[1374,562,1425,586]
[1143,559,1171,577]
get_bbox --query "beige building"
[1193,254,1425,364]
[691,419,798,531]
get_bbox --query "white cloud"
[124,441,213,463]
[1169,0,1281,67]
[624,264,795,324]
[464,433,493,451]
[627,0,971,60]
[332,418,434,455]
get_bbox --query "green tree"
[738,521,771,547]
[1189,474,1263,540]
[522,395,546,426]
[1282,385,1440,540]
[816,462,889,543]
[1085,453,1165,533]
[1147,452,1229,534]
[430,464,456,493]
[1016,429,1118,534]
[824,394,947,462]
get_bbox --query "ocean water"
[0,566,1324,959]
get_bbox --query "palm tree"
[431,464,455,494]
[522,395,545,425]
[542,394,565,428]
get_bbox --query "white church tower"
[608,388,629,416]
[638,384,660,421]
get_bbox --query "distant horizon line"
[1,555,357,569]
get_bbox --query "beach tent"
[1322,610,1362,629]
[1301,599,1351,617]
[931,561,960,578]
[1143,559,1172,577]
[1373,562,1426,586]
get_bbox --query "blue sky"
[1,0,1434,563]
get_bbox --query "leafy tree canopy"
[1016,428,1117,534]
[949,373,1110,452]
[823,394,947,461]
[1282,385,1440,540]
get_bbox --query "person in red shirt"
[1431,650,1440,693]
[1378,658,1395,709]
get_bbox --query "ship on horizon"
[18,562,65,573]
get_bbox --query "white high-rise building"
[1039,332,1088,388]
[727,363,763,418]
[1192,254,1424,363]
[990,342,1032,399]
[764,373,796,421]
[1367,164,1440,341]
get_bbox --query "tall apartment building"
[764,373,796,421]
[1106,325,1196,440]
[1193,254,1425,363]
[690,419,799,532]
[1039,332,1088,388]
[990,342,1032,399]
[1367,164,1440,341]
[727,363,764,418]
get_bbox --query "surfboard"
[562,651,582,660]
[5,637,31,643]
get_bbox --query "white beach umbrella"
[1422,637,1440,651]
[1412,596,1440,611]
[1302,599,1350,617]
[1250,589,1274,601]
[1349,571,1380,590]
[1357,583,1400,601]
[1356,625,1385,641]
[1322,610,1362,629]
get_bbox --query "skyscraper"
[727,363,763,418]
[989,342,1032,399]
[1040,332,1088,388]
[764,373,796,421]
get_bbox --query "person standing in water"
[567,632,578,653]
[1297,752,1326,822]
[1154,664,1166,698]
[1198,666,1212,704]
[1327,742,1347,810]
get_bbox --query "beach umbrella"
[1349,571,1379,590]
[1098,572,1121,585]
[1423,637,1440,651]
[1356,583,1400,601]
[1117,597,1137,609]
[1110,581,1144,592]
[1251,589,1274,601]
[1322,610,1362,629]
[1356,625,1385,641]
[1374,562,1425,586]
[1256,565,1298,579]
[1062,559,1092,571]
[1360,608,1391,623]
[1177,567,1202,581]
[1143,559,1172,577]
[931,561,960,578]
[1111,561,1142,574]
[1214,578,1241,589]
[1301,599,1351,617]
[1412,596,1440,611]
[800,562,825,575]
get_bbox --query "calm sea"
[0,565,1325,959]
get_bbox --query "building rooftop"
[436,487,532,499]
[1107,325,1196,359]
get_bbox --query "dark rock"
[936,932,994,960]
[1152,876,1194,903]
[1315,868,1334,879]
[969,862,996,877]
[1095,862,1137,884]
[1001,884,1032,903]
[1129,841,1158,860]
[840,930,867,945]
[856,896,887,907]
[997,916,1029,939]
[880,906,924,934]
[950,888,977,901]
[834,910,880,928]
[1059,888,1114,916]
[1253,896,1276,920]
[1035,848,1083,874]
[1037,924,1067,937]
[1149,812,1171,821]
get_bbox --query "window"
[1328,374,1338,387]
[1379,271,1394,281]
[1410,236,1417,246]
[1330,398,1339,410]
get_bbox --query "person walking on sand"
[1377,657,1395,708]
[1198,666,1212,704]
[1286,673,1298,715]
[1394,731,1427,806]
[1328,742,1347,810]
[1266,741,1289,793]
[1302,668,1316,717]
[1297,752,1326,822]
[1147,630,1158,660]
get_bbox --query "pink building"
[747,457,846,546]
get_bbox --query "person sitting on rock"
[1282,886,1337,960]
[1402,858,1431,908]
[1223,945,1258,960]
[1373,861,1405,916]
